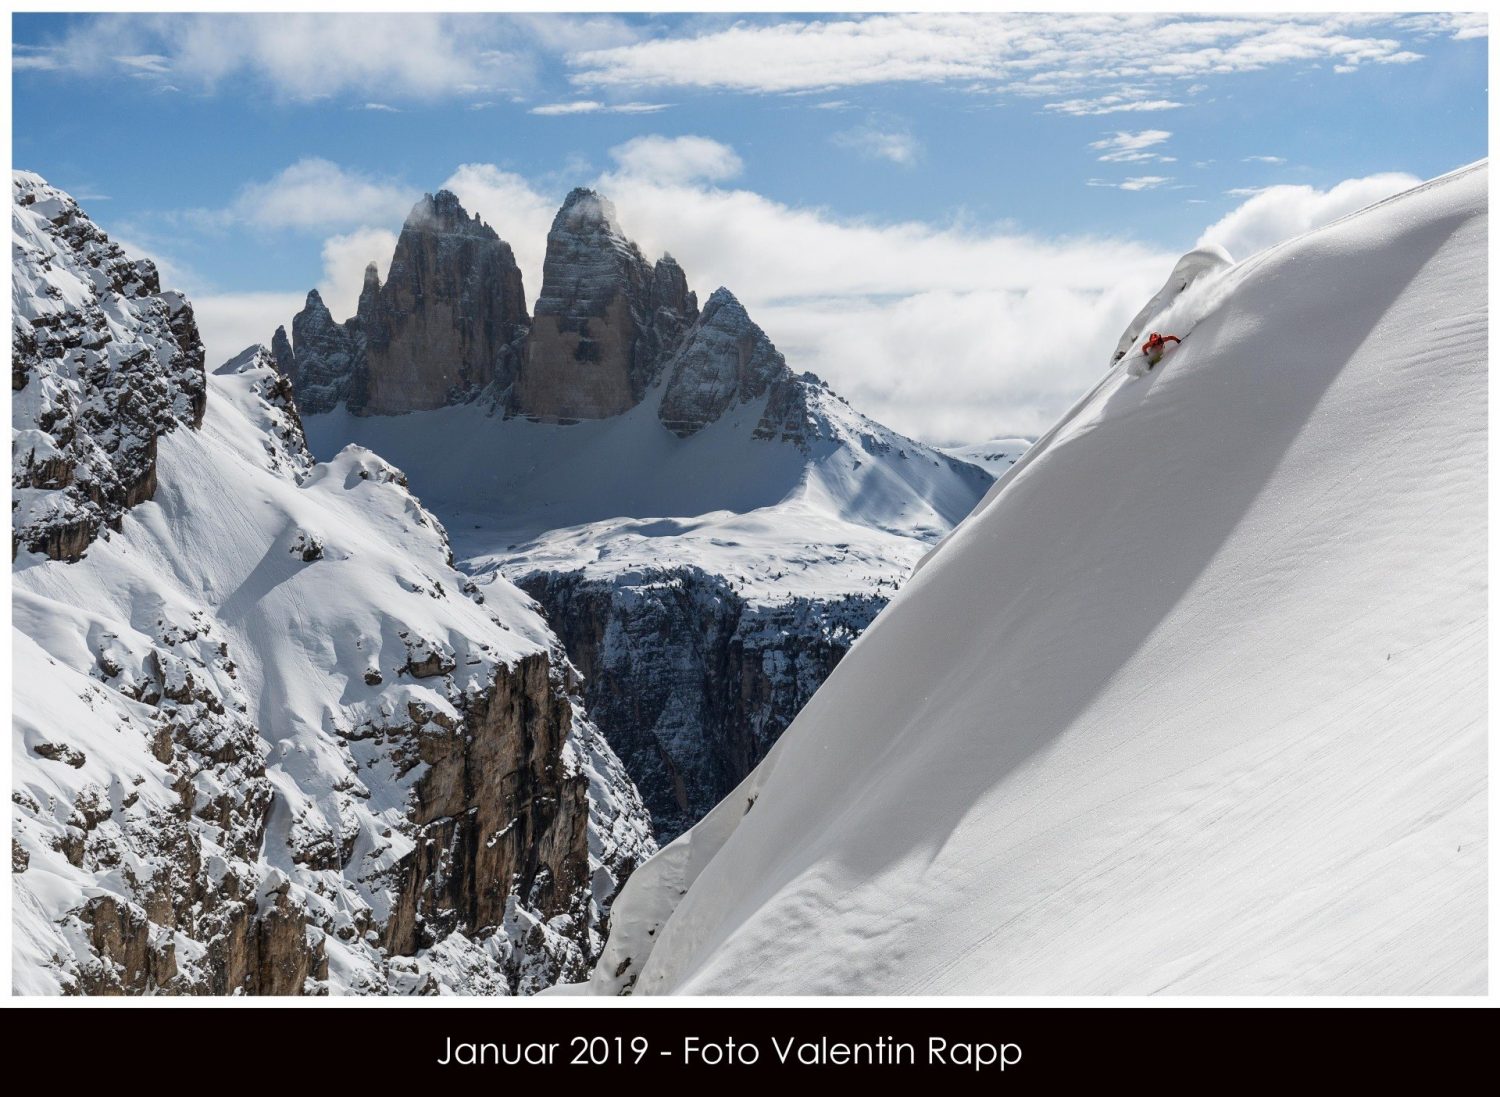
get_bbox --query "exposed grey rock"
[289,289,364,414]
[357,190,530,415]
[658,287,809,440]
[510,189,697,421]
[12,170,206,561]
[522,567,885,842]
[277,190,529,416]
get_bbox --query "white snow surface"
[304,376,992,604]
[1111,243,1234,366]
[573,162,1488,996]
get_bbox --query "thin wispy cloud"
[361,102,399,113]
[1088,176,1173,192]
[529,100,669,116]
[9,13,627,101]
[832,121,922,166]
[1048,97,1184,117]
[1243,155,1286,164]
[15,12,1483,118]
[1091,130,1173,163]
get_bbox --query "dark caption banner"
[6,1004,1490,1085]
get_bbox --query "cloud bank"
[178,146,1441,446]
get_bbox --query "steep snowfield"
[305,376,990,603]
[575,162,1488,995]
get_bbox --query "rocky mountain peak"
[510,188,698,422]
[556,187,621,232]
[658,286,802,440]
[404,189,495,239]
[12,170,206,561]
[276,190,529,417]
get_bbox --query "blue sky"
[11,11,1489,443]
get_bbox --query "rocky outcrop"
[658,288,816,442]
[521,567,884,841]
[357,191,530,415]
[29,617,608,995]
[286,289,364,414]
[276,191,529,416]
[12,170,206,561]
[510,189,698,422]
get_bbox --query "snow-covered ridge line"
[569,161,1487,995]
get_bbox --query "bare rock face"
[357,191,530,415]
[288,290,364,414]
[522,567,885,842]
[277,191,529,416]
[658,288,806,439]
[510,189,697,422]
[11,170,206,561]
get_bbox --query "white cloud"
[438,163,560,299]
[1243,155,1286,164]
[1091,130,1172,162]
[529,99,669,115]
[1088,176,1173,192]
[569,13,1435,106]
[607,135,745,185]
[1197,173,1421,260]
[180,154,1434,445]
[318,228,398,320]
[1048,96,1184,116]
[192,291,308,370]
[178,229,401,370]
[832,123,921,165]
[580,167,1172,442]
[10,12,600,101]
[362,102,399,112]
[230,158,416,231]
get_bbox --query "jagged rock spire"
[510,188,698,422]
[658,288,806,441]
[276,191,529,416]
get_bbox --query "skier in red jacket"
[1142,331,1181,367]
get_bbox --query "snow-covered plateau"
[569,162,1488,995]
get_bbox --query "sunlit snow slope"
[579,162,1488,996]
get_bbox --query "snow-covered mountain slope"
[573,162,1488,995]
[12,176,654,995]
[304,330,980,840]
[943,437,1032,473]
